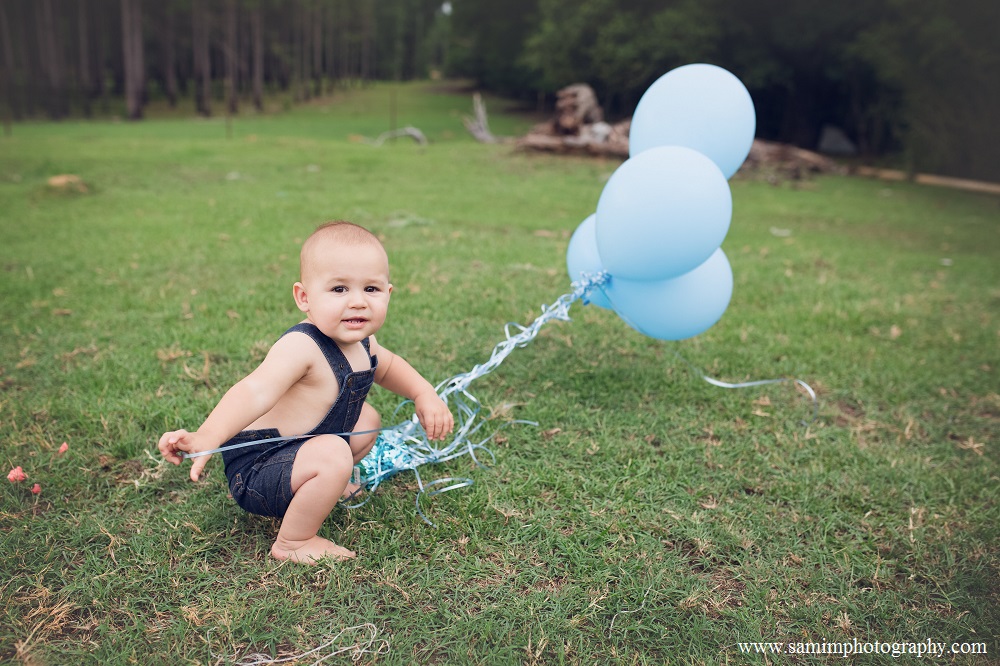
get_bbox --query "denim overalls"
[221,323,378,517]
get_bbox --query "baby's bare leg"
[271,435,355,563]
[349,402,381,464]
[341,403,381,499]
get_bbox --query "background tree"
[36,0,69,119]
[455,0,999,180]
[0,1,17,125]
[448,0,540,97]
[520,0,720,115]
[251,1,264,109]
[224,0,238,114]
[76,1,96,116]
[192,0,212,116]
[850,0,1000,179]
[120,0,146,120]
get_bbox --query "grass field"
[1,82,998,664]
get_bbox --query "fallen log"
[853,166,1000,195]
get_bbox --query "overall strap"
[281,323,363,380]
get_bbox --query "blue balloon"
[595,145,731,282]
[605,248,733,341]
[630,63,756,179]
[566,214,613,309]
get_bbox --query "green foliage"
[1,83,997,664]
[851,0,1000,180]
[474,0,1000,180]
[448,0,543,96]
[522,0,719,111]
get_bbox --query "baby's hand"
[157,429,214,482]
[414,392,454,441]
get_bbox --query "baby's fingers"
[437,419,451,440]
[190,453,212,482]
[418,413,439,440]
[429,413,453,441]
[158,429,190,464]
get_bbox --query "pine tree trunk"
[77,1,92,116]
[38,0,66,118]
[225,0,238,115]
[361,0,373,83]
[133,0,145,110]
[165,6,178,107]
[121,0,144,120]
[298,0,310,101]
[95,7,110,113]
[291,0,302,101]
[336,0,350,82]
[312,2,323,97]
[325,1,336,92]
[16,2,35,116]
[193,0,212,116]
[120,0,134,117]
[0,0,18,123]
[251,5,263,111]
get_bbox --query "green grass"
[1,81,998,664]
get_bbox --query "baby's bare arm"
[158,334,315,478]
[371,337,454,440]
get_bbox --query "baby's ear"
[292,282,310,312]
[386,283,393,297]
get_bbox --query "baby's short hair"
[307,221,381,246]
[300,221,385,279]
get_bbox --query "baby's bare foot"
[341,482,364,501]
[271,536,356,564]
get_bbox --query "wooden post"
[390,88,397,137]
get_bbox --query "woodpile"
[516,83,630,158]
[742,139,845,179]
[470,86,846,178]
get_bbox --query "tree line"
[449,0,999,181]
[2,0,997,181]
[0,0,446,121]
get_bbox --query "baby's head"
[299,221,389,282]
[294,222,393,343]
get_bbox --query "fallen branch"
[369,126,428,147]
[462,93,497,144]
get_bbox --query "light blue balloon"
[630,63,756,179]
[566,214,613,309]
[605,248,733,341]
[595,145,731,282]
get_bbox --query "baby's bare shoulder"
[257,331,324,375]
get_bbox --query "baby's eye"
[364,286,381,293]
[332,286,348,293]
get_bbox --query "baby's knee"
[298,435,353,472]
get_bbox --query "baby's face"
[297,240,392,346]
